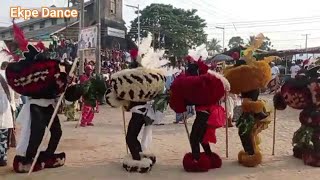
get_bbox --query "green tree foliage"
[128,3,207,58]
[206,38,222,54]
[247,36,274,51]
[228,36,244,49]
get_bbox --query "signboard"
[107,27,125,39]
[78,26,97,50]
[83,49,96,63]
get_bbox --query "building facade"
[0,0,135,50]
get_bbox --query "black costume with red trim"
[4,44,81,173]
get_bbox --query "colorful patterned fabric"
[0,129,8,162]
[80,103,94,125]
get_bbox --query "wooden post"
[225,91,229,158]
[272,107,276,155]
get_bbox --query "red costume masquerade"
[169,55,230,172]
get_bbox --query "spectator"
[271,62,280,79]
[290,61,301,78]
[0,65,14,166]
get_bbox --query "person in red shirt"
[79,65,98,127]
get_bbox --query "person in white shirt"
[290,61,301,78]
[0,70,14,166]
[271,62,280,79]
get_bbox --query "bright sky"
[1,0,320,50]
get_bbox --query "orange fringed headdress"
[223,33,277,94]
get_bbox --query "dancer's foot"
[183,152,210,172]
[39,152,66,168]
[13,156,45,173]
[239,152,262,167]
[87,123,94,126]
[140,153,156,165]
[123,155,153,173]
[201,152,222,169]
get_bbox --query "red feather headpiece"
[34,41,46,51]
[12,21,28,52]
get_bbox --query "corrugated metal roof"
[3,21,79,40]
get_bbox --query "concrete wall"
[101,0,123,23]
[84,3,96,27]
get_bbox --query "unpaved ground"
[1,95,320,180]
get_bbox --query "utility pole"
[216,26,225,51]
[78,0,84,75]
[137,5,140,48]
[126,4,140,49]
[302,34,310,59]
[65,0,70,28]
[96,0,101,74]
[153,23,155,51]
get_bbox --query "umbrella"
[206,54,233,63]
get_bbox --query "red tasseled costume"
[13,22,28,52]
[197,60,209,75]
[129,48,138,60]
[197,105,226,144]
[183,153,211,172]
[169,73,225,113]
[184,56,208,76]
[170,58,226,141]
[171,57,226,172]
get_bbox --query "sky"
[1,0,320,50]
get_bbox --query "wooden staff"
[28,58,79,175]
[122,106,129,154]
[183,113,191,143]
[272,106,276,155]
[225,91,229,158]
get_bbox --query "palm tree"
[206,38,222,55]
[246,35,273,51]
[247,36,255,46]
